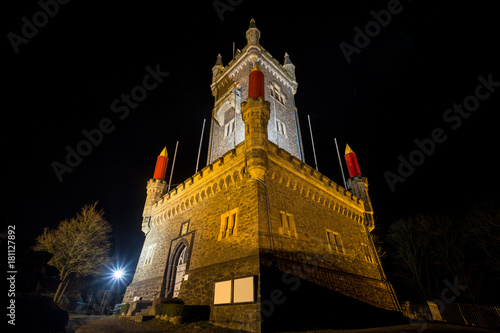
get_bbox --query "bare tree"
[386,216,431,302]
[34,203,112,304]
[464,201,500,273]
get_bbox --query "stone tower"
[345,145,375,230]
[141,178,167,234]
[207,19,304,165]
[123,20,400,332]
[140,148,168,234]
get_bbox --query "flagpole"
[334,138,347,189]
[307,115,318,171]
[168,141,179,193]
[195,119,206,174]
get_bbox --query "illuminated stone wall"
[124,139,398,331]
[124,20,399,331]
[207,44,303,164]
[259,144,398,312]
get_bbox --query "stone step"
[134,314,154,322]
[137,305,154,316]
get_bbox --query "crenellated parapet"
[142,178,167,233]
[144,136,370,232]
[266,143,370,227]
[148,145,246,229]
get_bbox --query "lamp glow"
[113,268,125,280]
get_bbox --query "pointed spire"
[159,146,168,157]
[283,52,296,81]
[345,144,353,155]
[214,53,223,67]
[249,18,257,29]
[212,53,224,84]
[246,18,260,45]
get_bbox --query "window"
[180,221,189,236]
[279,211,297,238]
[144,243,157,265]
[224,118,235,137]
[326,230,344,253]
[276,119,287,137]
[218,208,238,240]
[270,83,286,104]
[362,243,374,263]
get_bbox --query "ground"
[66,316,498,333]
[66,316,240,332]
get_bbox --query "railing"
[402,301,500,330]
[442,303,500,329]
[275,254,399,311]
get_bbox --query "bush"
[16,294,69,332]
[183,305,210,322]
[155,303,210,323]
[120,303,130,315]
[156,303,183,317]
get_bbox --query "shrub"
[155,303,210,323]
[183,305,210,322]
[156,303,183,317]
[120,303,130,315]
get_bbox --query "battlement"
[148,143,246,227]
[147,137,369,230]
[146,178,167,188]
[266,142,371,227]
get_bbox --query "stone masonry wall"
[124,146,263,326]
[209,45,301,164]
[257,145,398,311]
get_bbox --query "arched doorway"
[173,246,187,298]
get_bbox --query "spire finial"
[214,53,223,67]
[345,144,353,155]
[246,18,260,45]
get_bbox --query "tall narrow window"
[219,208,238,240]
[224,119,235,137]
[144,243,157,265]
[362,243,374,263]
[276,119,287,137]
[270,83,286,105]
[326,230,344,253]
[279,211,297,238]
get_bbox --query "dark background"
[4,0,499,300]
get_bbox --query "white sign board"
[214,280,232,305]
[233,276,254,303]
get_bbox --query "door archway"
[173,246,187,298]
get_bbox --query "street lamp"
[112,268,125,280]
[96,267,128,315]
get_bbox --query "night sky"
[5,0,499,287]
